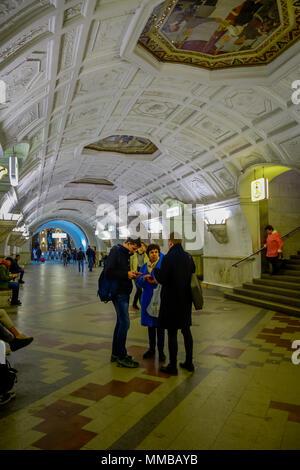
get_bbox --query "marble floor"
[0,262,299,450]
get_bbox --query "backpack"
[0,360,17,395]
[97,254,119,303]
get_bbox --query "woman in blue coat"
[136,244,165,362]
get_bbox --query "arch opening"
[33,220,88,250]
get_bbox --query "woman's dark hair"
[146,244,160,256]
[265,225,274,231]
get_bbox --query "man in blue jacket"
[106,237,142,368]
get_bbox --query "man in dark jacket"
[6,255,25,284]
[154,232,195,375]
[86,246,95,272]
[106,237,142,368]
[77,247,86,272]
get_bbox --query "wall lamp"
[206,220,228,244]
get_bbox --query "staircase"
[225,251,300,317]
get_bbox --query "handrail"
[232,225,300,268]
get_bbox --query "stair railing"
[232,226,300,268]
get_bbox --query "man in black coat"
[154,232,195,375]
[106,237,142,368]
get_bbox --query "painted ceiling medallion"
[139,0,300,70]
[85,135,157,154]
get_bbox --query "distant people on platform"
[0,260,21,306]
[77,247,86,273]
[136,244,165,362]
[7,255,25,284]
[106,237,142,368]
[86,245,95,272]
[131,242,149,311]
[72,248,77,264]
[154,232,195,376]
[264,225,284,275]
[0,308,33,353]
[62,249,68,266]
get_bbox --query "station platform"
[0,263,299,450]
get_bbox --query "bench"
[0,290,11,307]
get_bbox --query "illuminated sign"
[52,233,67,239]
[166,206,181,218]
[251,178,268,202]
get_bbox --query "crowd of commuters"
[0,255,34,405]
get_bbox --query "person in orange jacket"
[264,225,283,275]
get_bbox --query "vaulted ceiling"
[0,0,299,234]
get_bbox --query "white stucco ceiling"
[0,0,299,234]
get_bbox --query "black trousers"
[133,285,142,307]
[167,326,193,367]
[266,256,280,274]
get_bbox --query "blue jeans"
[8,281,19,303]
[112,294,130,359]
[88,257,93,271]
[78,260,84,272]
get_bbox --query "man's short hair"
[126,237,141,248]
[146,244,160,256]
[265,225,274,231]
[169,232,182,245]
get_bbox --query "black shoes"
[10,336,34,352]
[180,362,195,372]
[143,349,155,359]
[160,364,178,376]
[19,280,25,284]
[10,300,22,306]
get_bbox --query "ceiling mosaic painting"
[139,0,300,69]
[85,135,158,154]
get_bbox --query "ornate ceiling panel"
[139,0,300,70]
[0,0,298,234]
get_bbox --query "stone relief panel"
[63,1,84,26]
[213,168,236,193]
[192,116,234,143]
[189,176,216,200]
[280,136,300,164]
[223,90,273,120]
[86,15,132,57]
[58,28,79,73]
[75,67,129,96]
[131,100,178,119]
[0,21,50,66]
[4,103,39,141]
[3,56,46,103]
[164,135,204,157]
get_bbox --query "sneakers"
[143,349,155,359]
[111,354,132,363]
[179,362,195,372]
[160,364,178,376]
[10,336,34,352]
[0,391,16,406]
[117,356,139,368]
